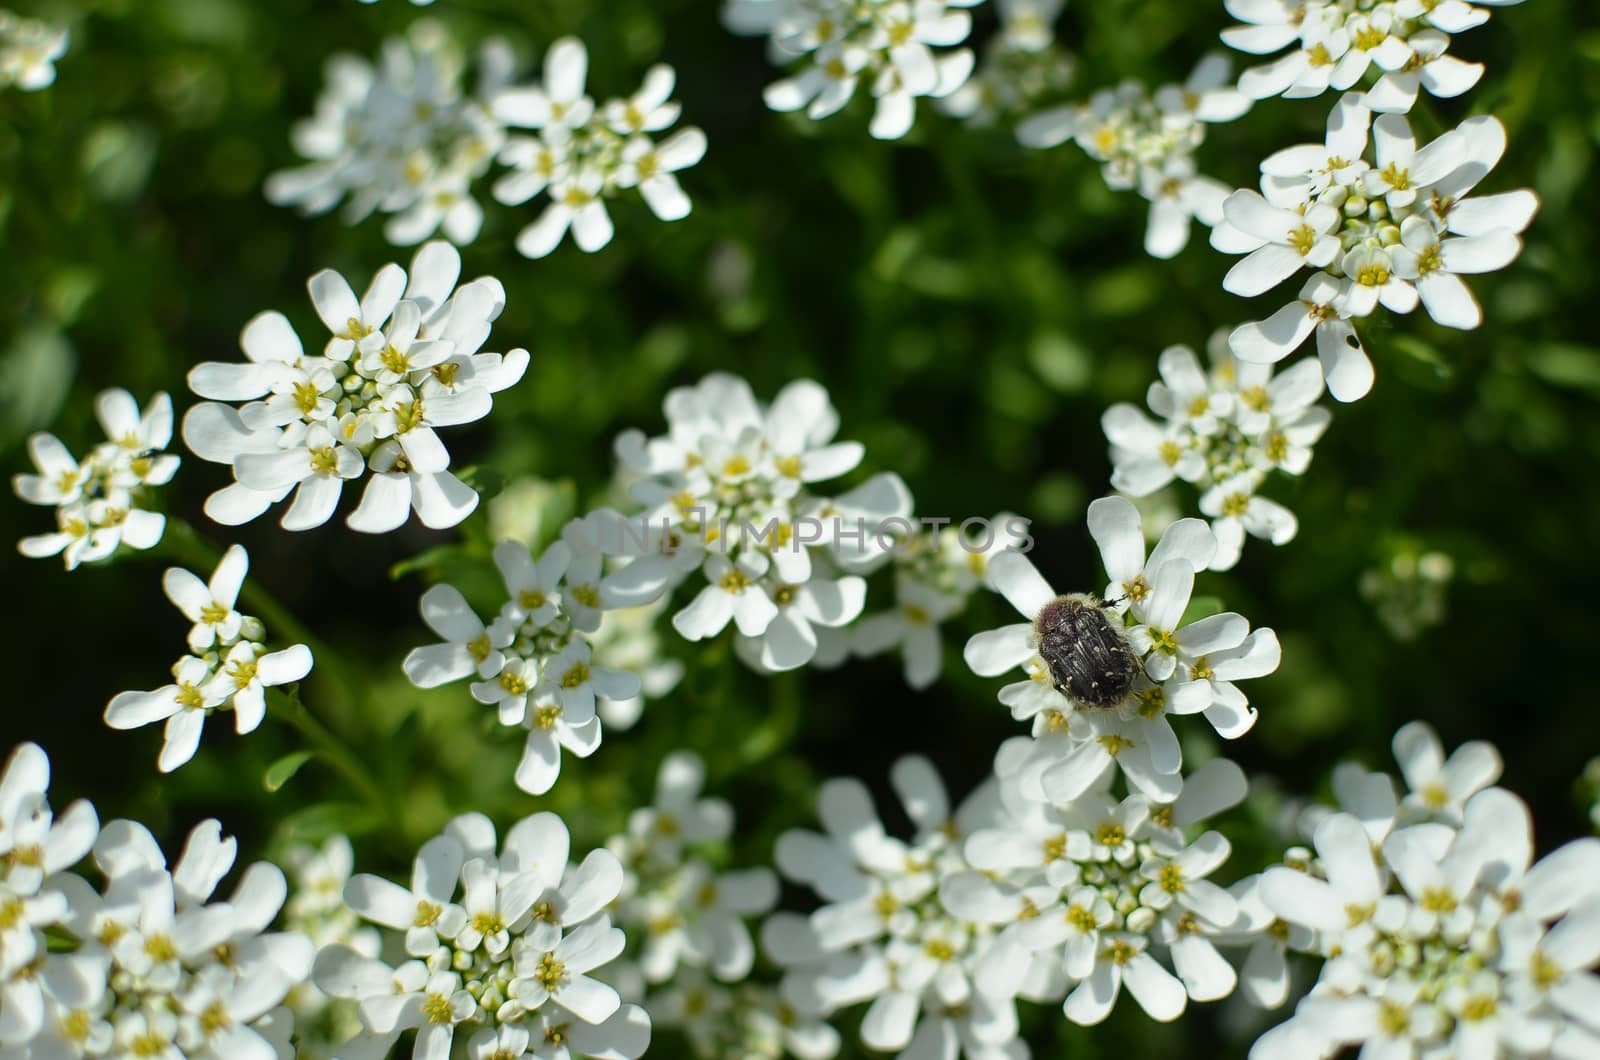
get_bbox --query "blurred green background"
[3,0,1600,1055]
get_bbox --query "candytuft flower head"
[1212,94,1538,401]
[401,530,654,795]
[13,389,179,569]
[0,741,314,1060]
[104,544,313,773]
[281,834,381,1059]
[316,809,651,1060]
[1250,784,1600,1060]
[0,11,69,92]
[762,755,1028,1056]
[1103,332,1330,570]
[723,0,982,140]
[964,495,1279,794]
[1018,54,1250,259]
[1221,0,1525,111]
[267,22,509,245]
[603,372,911,675]
[601,751,780,1038]
[182,241,528,533]
[491,37,707,258]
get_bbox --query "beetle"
[1032,593,1141,709]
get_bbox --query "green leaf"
[1527,344,1600,394]
[263,751,315,793]
[0,325,75,446]
[389,543,468,582]
[278,801,379,844]
[1390,335,1454,380]
[1028,330,1093,393]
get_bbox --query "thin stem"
[267,687,389,817]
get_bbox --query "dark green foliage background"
[2,0,1599,1054]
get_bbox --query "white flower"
[1390,720,1502,827]
[853,578,964,690]
[627,751,736,862]
[102,545,313,773]
[1019,56,1248,260]
[607,373,906,676]
[726,0,981,140]
[319,810,649,1060]
[852,512,1033,691]
[964,498,1278,784]
[674,553,780,641]
[1215,95,1538,401]
[1254,784,1600,1060]
[13,389,177,569]
[604,753,777,1002]
[1198,474,1298,570]
[762,755,1027,1058]
[267,22,505,245]
[0,12,68,92]
[0,743,98,902]
[940,0,1074,127]
[1222,0,1522,110]
[402,583,514,688]
[183,241,527,533]
[0,755,312,1060]
[403,532,648,796]
[493,37,707,257]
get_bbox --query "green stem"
[267,687,389,816]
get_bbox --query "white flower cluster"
[313,810,650,1060]
[13,389,178,571]
[1222,0,1525,112]
[1102,334,1330,571]
[1246,721,1600,1059]
[490,38,708,258]
[267,22,509,246]
[940,0,1075,128]
[1017,55,1250,258]
[852,514,1031,689]
[401,531,651,796]
[280,836,381,1060]
[763,750,1255,1057]
[603,752,789,1057]
[269,28,706,256]
[0,10,67,92]
[104,545,313,774]
[0,742,313,1059]
[762,756,1021,1059]
[607,372,912,676]
[182,241,527,534]
[723,0,981,140]
[965,496,1279,797]
[1213,94,1538,401]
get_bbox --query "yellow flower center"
[561,661,590,689]
[1288,223,1319,255]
